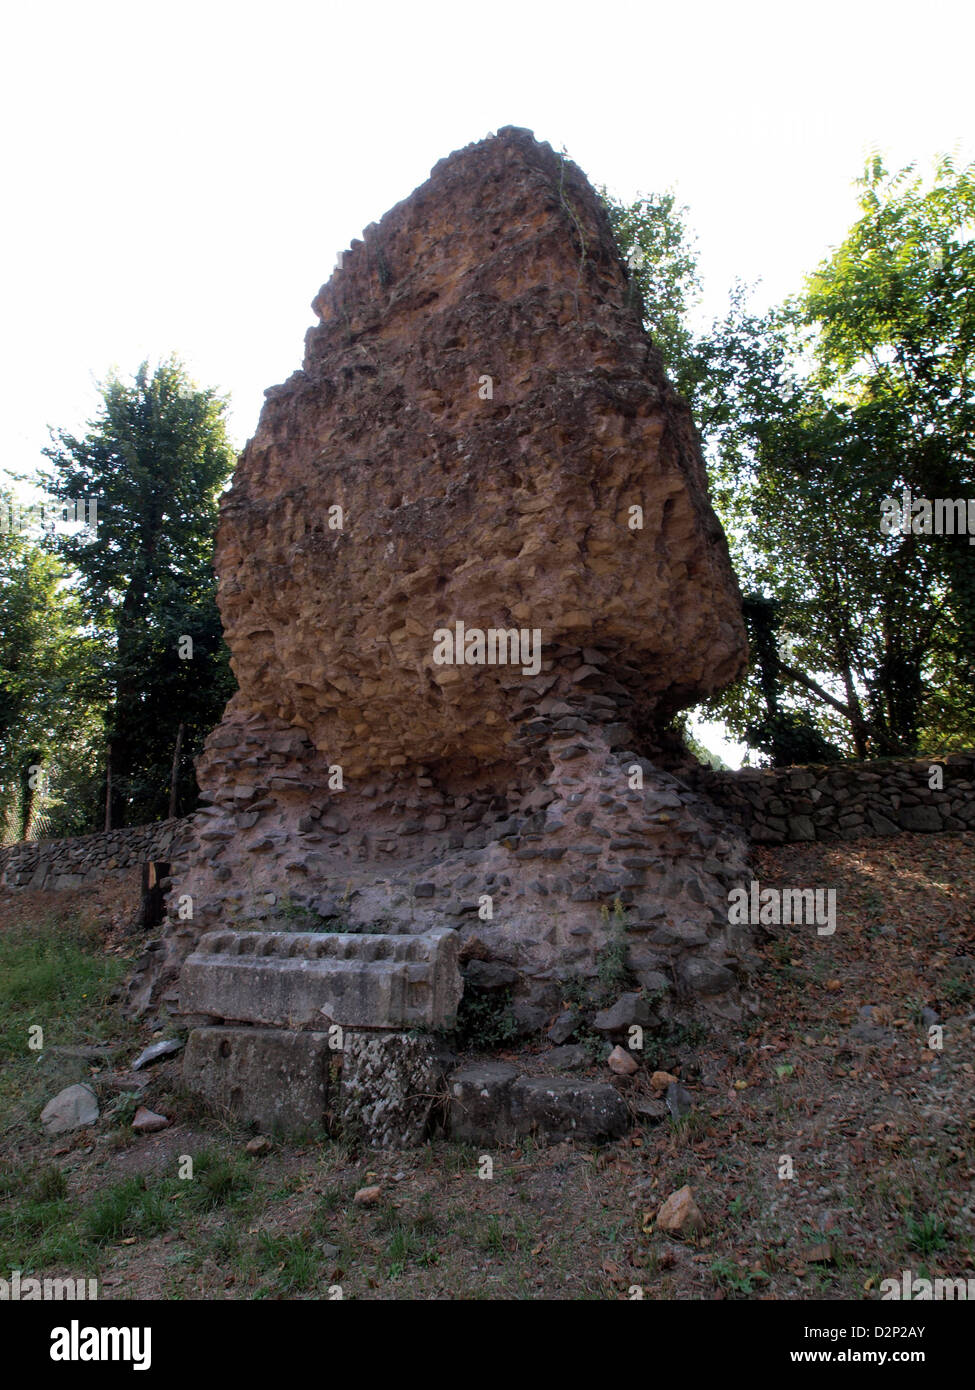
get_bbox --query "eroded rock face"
[215,126,743,777]
[135,127,755,1038]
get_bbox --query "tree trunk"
[104,744,112,832]
[168,722,185,820]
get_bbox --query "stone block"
[340,1032,451,1147]
[898,805,942,832]
[448,1061,521,1144]
[179,926,462,1029]
[509,1077,629,1143]
[181,1026,333,1133]
[679,957,736,996]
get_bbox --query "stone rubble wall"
[0,820,183,892]
[2,752,969,899]
[690,751,975,844]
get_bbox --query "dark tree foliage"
[42,360,237,827]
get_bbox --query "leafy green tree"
[600,188,703,397]
[604,155,975,762]
[42,359,237,826]
[803,154,975,750]
[0,517,100,839]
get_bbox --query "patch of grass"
[711,1256,769,1296]
[385,1220,439,1278]
[478,1214,507,1255]
[0,1162,86,1267]
[315,1182,352,1215]
[183,1148,253,1212]
[82,1175,173,1246]
[641,1019,710,1071]
[207,1226,243,1262]
[256,1232,322,1293]
[31,1164,68,1203]
[904,1210,950,1255]
[271,895,339,933]
[595,900,636,1003]
[104,1090,142,1128]
[0,1160,30,1201]
[942,974,973,1007]
[0,1193,81,1267]
[0,914,127,1063]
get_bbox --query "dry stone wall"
[692,752,975,844]
[5,754,968,900]
[0,820,182,891]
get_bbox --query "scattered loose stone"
[132,1039,183,1071]
[353,1185,382,1206]
[545,1044,589,1071]
[665,1082,693,1118]
[632,1097,668,1125]
[593,992,656,1034]
[803,1242,834,1264]
[650,1070,679,1092]
[608,1045,638,1076]
[547,1010,581,1045]
[41,1084,99,1136]
[849,1022,896,1046]
[132,1106,170,1134]
[48,1044,115,1062]
[245,1135,272,1155]
[656,1184,704,1235]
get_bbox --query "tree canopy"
[604,154,975,764]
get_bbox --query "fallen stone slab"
[665,1082,693,1117]
[41,1083,99,1136]
[509,1077,630,1144]
[47,1044,117,1062]
[448,1061,521,1144]
[181,1026,333,1133]
[179,926,461,1030]
[546,1009,581,1045]
[593,992,658,1034]
[632,1097,669,1125]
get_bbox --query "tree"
[603,155,975,761]
[41,359,237,826]
[600,188,704,398]
[0,515,100,839]
[803,154,975,751]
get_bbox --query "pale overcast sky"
[2,0,971,763]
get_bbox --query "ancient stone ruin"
[133,126,758,1144]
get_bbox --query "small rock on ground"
[132,1106,170,1134]
[41,1084,99,1136]
[656,1184,704,1235]
[608,1045,638,1076]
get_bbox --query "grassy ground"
[1,833,973,1301]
